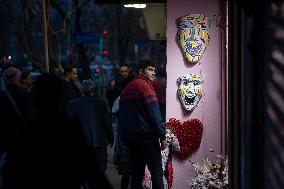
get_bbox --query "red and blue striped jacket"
[119,75,166,141]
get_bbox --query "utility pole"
[42,0,49,73]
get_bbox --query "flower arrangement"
[166,118,203,160]
[190,155,228,189]
[163,128,180,189]
[161,128,180,163]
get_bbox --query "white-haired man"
[0,67,32,150]
[0,67,32,188]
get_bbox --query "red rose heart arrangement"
[166,118,203,160]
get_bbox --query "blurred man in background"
[20,72,33,92]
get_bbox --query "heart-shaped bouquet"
[166,118,203,160]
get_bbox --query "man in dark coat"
[68,79,114,173]
[62,65,82,108]
[0,67,32,151]
[0,67,32,188]
[115,64,135,97]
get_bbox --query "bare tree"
[0,0,90,73]
[102,5,146,67]
[0,0,147,78]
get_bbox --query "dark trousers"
[125,137,164,189]
[89,147,107,173]
[121,175,131,189]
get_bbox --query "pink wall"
[166,0,227,188]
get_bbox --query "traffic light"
[103,49,108,56]
[100,29,109,56]
[95,68,102,73]
[1,55,12,63]
[102,29,109,36]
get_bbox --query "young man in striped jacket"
[119,59,166,189]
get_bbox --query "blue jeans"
[125,137,164,189]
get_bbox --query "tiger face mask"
[176,14,210,64]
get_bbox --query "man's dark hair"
[120,64,129,68]
[137,59,156,71]
[21,72,31,82]
[64,65,76,76]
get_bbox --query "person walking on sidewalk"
[0,67,32,189]
[68,79,114,173]
[62,65,82,108]
[2,74,112,189]
[112,96,132,189]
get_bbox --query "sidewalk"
[105,144,122,189]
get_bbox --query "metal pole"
[42,0,49,73]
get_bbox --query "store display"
[177,74,203,111]
[176,13,210,64]
[166,118,203,160]
[190,155,228,188]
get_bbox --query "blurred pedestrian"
[0,67,32,189]
[0,67,32,149]
[106,80,120,111]
[62,65,82,108]
[112,96,132,189]
[115,64,134,96]
[2,74,112,189]
[20,72,33,92]
[68,79,114,173]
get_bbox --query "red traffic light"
[102,29,108,36]
[96,68,101,73]
[103,49,108,55]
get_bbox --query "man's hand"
[160,138,167,150]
